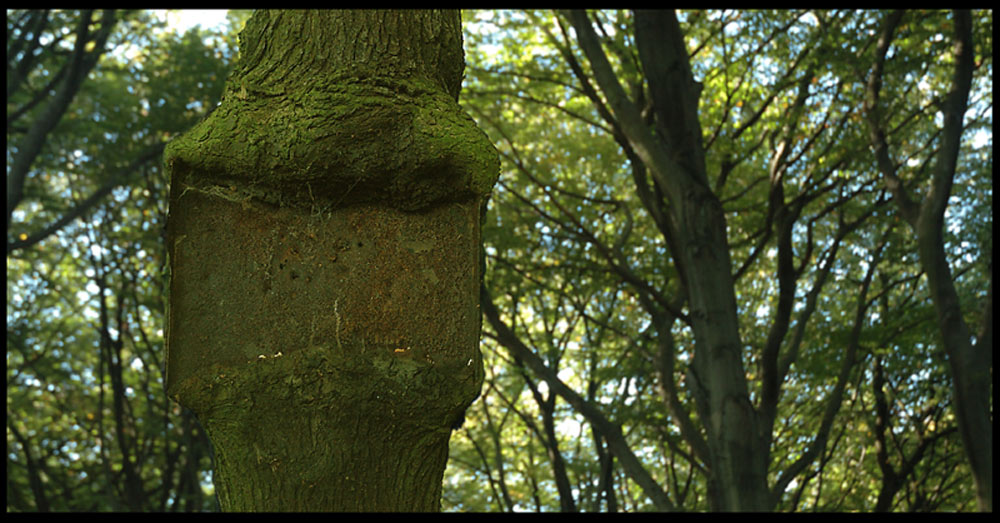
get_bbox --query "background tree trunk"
[865,10,991,511]
[162,10,499,511]
[567,10,771,510]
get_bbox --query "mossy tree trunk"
[162,10,498,511]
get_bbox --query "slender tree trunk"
[568,9,771,510]
[865,10,991,511]
[915,12,992,510]
[163,10,498,511]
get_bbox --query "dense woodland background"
[6,9,992,511]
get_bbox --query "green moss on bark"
[163,10,497,511]
[164,10,498,212]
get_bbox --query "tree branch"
[864,10,919,226]
[771,227,887,500]
[481,284,676,511]
[634,9,708,185]
[7,10,119,228]
[564,10,687,206]
[7,142,165,255]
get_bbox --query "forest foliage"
[6,9,993,511]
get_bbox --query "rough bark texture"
[163,10,498,511]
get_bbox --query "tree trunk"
[162,10,498,511]
[865,10,991,511]
[569,9,772,510]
